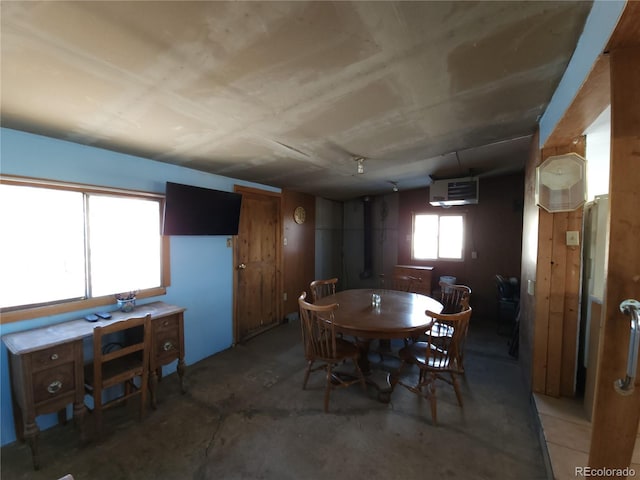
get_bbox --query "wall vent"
[429,177,479,207]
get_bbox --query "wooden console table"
[2,301,186,469]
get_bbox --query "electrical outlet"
[226,238,232,248]
[283,292,287,301]
[471,251,478,259]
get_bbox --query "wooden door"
[234,186,281,342]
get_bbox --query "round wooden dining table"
[314,288,443,401]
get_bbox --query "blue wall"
[0,128,279,445]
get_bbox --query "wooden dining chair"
[309,277,338,303]
[84,314,151,438]
[393,307,472,424]
[310,278,348,340]
[298,292,366,412]
[435,282,472,372]
[439,282,471,314]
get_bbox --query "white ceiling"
[0,1,593,200]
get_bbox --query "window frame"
[0,175,170,324]
[411,211,466,262]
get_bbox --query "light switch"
[566,231,580,246]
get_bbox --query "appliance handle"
[614,299,640,395]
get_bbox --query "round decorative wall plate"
[293,206,306,224]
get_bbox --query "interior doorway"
[233,186,282,343]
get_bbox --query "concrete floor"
[1,318,547,480]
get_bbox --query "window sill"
[0,287,167,324]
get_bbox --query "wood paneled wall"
[527,2,640,471]
[532,139,585,397]
[282,190,316,316]
[397,173,524,321]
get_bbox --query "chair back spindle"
[439,282,471,314]
[395,307,473,424]
[309,278,338,303]
[298,292,365,412]
[84,314,151,438]
[299,299,338,361]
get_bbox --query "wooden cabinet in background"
[393,265,434,296]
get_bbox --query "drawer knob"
[50,353,59,361]
[163,341,173,351]
[47,380,63,394]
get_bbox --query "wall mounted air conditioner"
[429,177,479,207]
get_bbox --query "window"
[412,213,464,260]
[87,195,161,296]
[0,177,166,316]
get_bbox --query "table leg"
[10,391,43,469]
[354,338,393,403]
[24,418,40,470]
[57,408,67,426]
[355,338,373,375]
[149,369,159,409]
[177,357,186,394]
[11,394,24,442]
[73,401,86,443]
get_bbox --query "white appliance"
[580,194,609,419]
[429,177,479,207]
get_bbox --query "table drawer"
[154,329,180,360]
[30,344,75,372]
[153,314,180,363]
[155,314,179,334]
[32,362,76,404]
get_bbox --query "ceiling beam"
[539,0,624,147]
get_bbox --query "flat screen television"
[162,182,243,235]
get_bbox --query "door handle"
[237,263,247,269]
[614,299,640,395]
